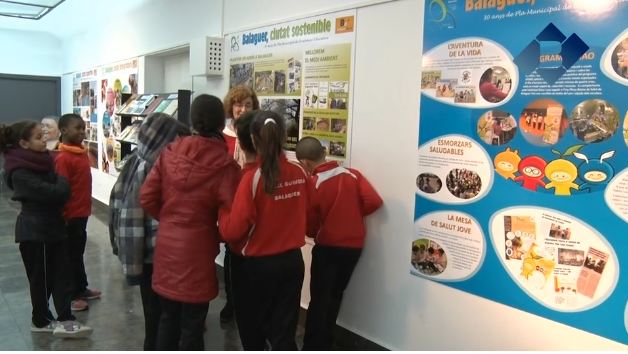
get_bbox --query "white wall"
[62,0,222,74]
[60,0,223,204]
[220,0,628,350]
[163,53,192,92]
[48,0,628,350]
[0,29,62,76]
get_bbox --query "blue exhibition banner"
[413,0,628,344]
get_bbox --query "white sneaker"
[52,320,93,339]
[30,321,58,333]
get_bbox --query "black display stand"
[114,89,191,170]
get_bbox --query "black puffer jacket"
[9,169,70,243]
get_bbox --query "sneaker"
[71,299,89,312]
[53,320,93,339]
[220,302,234,323]
[78,288,101,300]
[31,321,58,333]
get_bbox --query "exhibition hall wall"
[0,29,62,76]
[2,0,627,350]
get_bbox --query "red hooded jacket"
[140,136,240,303]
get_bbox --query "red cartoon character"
[514,155,547,191]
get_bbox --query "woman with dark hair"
[109,112,190,350]
[219,110,317,350]
[140,95,240,350]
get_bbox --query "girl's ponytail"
[251,111,286,194]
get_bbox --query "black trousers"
[66,217,89,298]
[234,249,304,350]
[303,245,362,350]
[223,244,233,307]
[156,296,209,350]
[139,264,160,351]
[19,240,75,327]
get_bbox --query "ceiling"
[0,0,147,39]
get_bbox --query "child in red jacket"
[55,114,101,312]
[296,137,383,350]
[219,110,317,350]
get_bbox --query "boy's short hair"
[295,136,325,162]
[234,110,256,154]
[58,113,82,130]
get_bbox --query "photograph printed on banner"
[274,70,286,94]
[255,71,274,93]
[331,118,347,133]
[435,79,457,98]
[577,247,610,298]
[329,141,346,157]
[454,86,476,103]
[304,82,319,108]
[446,168,481,199]
[230,63,254,89]
[330,81,349,93]
[503,215,536,260]
[303,117,315,131]
[411,239,448,276]
[519,99,569,146]
[570,99,620,144]
[288,58,302,94]
[477,110,517,146]
[318,82,329,109]
[260,98,301,150]
[416,172,442,194]
[611,36,628,79]
[421,70,441,89]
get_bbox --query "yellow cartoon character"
[521,243,555,288]
[494,147,521,180]
[545,158,579,196]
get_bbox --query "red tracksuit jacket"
[55,143,92,219]
[219,155,317,256]
[309,161,382,248]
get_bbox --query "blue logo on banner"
[514,23,589,84]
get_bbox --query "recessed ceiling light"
[0,0,64,20]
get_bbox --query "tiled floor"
[0,188,246,350]
[0,182,383,351]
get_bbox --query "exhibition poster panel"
[98,58,139,176]
[413,0,628,344]
[72,69,99,169]
[227,10,356,160]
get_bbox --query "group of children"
[0,114,100,339]
[109,85,384,350]
[1,83,383,349]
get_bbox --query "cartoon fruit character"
[494,147,521,180]
[544,145,584,196]
[514,156,547,191]
[574,151,615,193]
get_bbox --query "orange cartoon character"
[494,147,521,180]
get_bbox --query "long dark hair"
[191,94,225,138]
[234,110,257,154]
[0,120,39,153]
[250,110,285,194]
